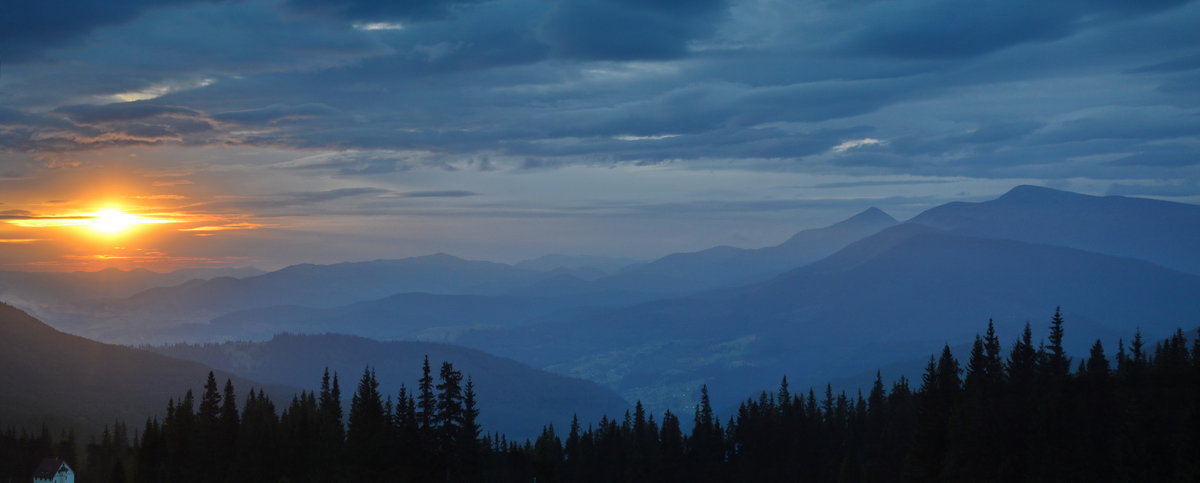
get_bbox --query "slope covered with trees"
[0,303,292,435]
[8,309,1197,482]
[149,333,629,439]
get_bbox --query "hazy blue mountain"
[150,333,630,439]
[116,253,545,314]
[41,254,566,341]
[595,207,898,293]
[514,254,640,279]
[0,266,263,307]
[0,303,290,435]
[909,185,1200,274]
[460,225,1200,413]
[200,291,658,343]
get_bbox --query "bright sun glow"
[86,209,145,235]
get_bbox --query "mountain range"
[592,207,898,293]
[5,185,1199,425]
[0,266,263,308]
[0,303,630,440]
[453,188,1200,411]
[909,185,1200,274]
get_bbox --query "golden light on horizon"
[86,209,144,236]
[5,206,188,242]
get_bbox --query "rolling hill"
[149,333,630,439]
[0,303,290,435]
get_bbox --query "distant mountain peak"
[832,207,897,228]
[997,184,1084,202]
[411,252,465,263]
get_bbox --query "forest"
[3,309,1198,482]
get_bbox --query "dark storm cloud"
[842,0,1190,59]
[539,0,730,60]
[0,0,220,62]
[1,0,1198,187]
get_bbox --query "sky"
[1,0,1198,271]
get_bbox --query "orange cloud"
[178,222,267,232]
[131,194,188,200]
[151,179,193,187]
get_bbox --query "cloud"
[0,0,219,62]
[213,103,340,125]
[1106,180,1200,197]
[194,187,391,212]
[395,190,478,198]
[832,138,888,153]
[178,222,266,232]
[353,22,406,31]
[1127,53,1200,74]
[284,0,491,22]
[0,0,1197,211]
[841,0,1191,59]
[539,0,731,60]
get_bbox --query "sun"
[87,209,145,236]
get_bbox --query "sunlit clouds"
[104,78,216,103]
[832,138,888,153]
[0,0,1197,271]
[353,22,404,31]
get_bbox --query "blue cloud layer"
[0,0,1197,191]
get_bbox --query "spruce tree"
[316,368,344,481]
[418,355,437,431]
[1041,307,1071,381]
[347,367,388,480]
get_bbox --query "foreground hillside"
[8,313,1196,482]
[0,303,289,434]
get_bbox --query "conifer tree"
[457,376,484,482]
[347,367,388,480]
[418,355,437,430]
[904,346,959,482]
[198,372,222,428]
[316,368,344,481]
[436,361,465,441]
[1041,307,1071,381]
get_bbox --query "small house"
[31,458,74,483]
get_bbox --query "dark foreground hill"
[0,303,288,434]
[149,333,630,439]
